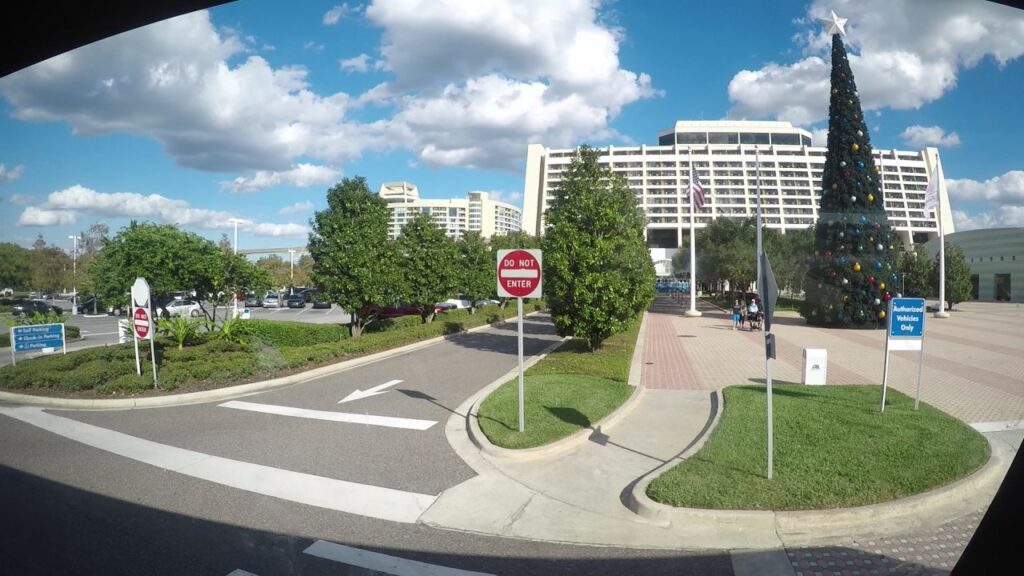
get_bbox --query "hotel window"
[740,132,770,145]
[771,133,800,146]
[708,132,739,144]
[676,132,707,145]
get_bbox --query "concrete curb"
[0,311,546,410]
[627,413,1009,547]
[626,389,723,525]
[464,314,650,461]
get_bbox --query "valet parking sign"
[881,298,927,412]
[497,249,542,433]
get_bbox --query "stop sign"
[497,249,543,299]
[133,307,151,339]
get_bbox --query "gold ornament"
[853,262,862,272]
[843,295,849,302]
[867,193,875,202]
[878,310,886,319]
[852,143,860,152]
[879,282,886,290]
[874,165,880,173]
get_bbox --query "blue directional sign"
[12,323,65,352]
[888,298,925,338]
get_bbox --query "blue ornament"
[875,261,883,270]
[859,215,867,224]
[838,256,847,265]
[852,228,861,236]
[857,161,865,169]
[892,274,898,282]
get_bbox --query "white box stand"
[802,348,827,385]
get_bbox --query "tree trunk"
[421,311,435,324]
[468,306,477,315]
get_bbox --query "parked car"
[159,299,202,318]
[286,294,306,309]
[439,295,499,309]
[77,296,122,316]
[244,292,263,307]
[12,300,63,316]
[264,292,280,308]
[308,290,331,309]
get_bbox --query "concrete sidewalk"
[424,295,1023,572]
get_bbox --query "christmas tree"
[801,13,898,328]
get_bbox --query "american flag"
[689,166,705,210]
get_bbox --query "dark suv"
[12,300,63,316]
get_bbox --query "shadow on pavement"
[0,464,737,575]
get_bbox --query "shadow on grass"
[544,406,591,428]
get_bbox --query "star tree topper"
[818,10,848,36]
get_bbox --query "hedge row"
[0,301,544,395]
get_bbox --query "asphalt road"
[0,314,734,575]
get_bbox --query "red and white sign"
[497,249,542,299]
[133,307,151,339]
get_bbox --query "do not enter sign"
[497,249,542,299]
[133,307,151,339]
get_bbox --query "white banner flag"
[923,175,939,214]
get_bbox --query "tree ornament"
[879,282,885,290]
[832,88,838,95]
[857,130,863,137]
[840,161,847,167]
[875,261,883,270]
[839,231,845,238]
[878,310,886,319]
[876,243,884,251]
[850,195,857,203]
[824,250,833,257]
[830,271,837,278]
[857,161,865,169]
[832,183,837,190]
[868,275,875,284]
[843,295,849,302]
[853,262,861,272]
[884,292,892,301]
[867,193,875,202]
[848,99,853,105]
[874,298,881,305]
[852,143,859,152]
[842,277,849,285]
[859,215,867,224]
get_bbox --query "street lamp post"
[228,218,243,318]
[288,249,296,283]
[68,235,78,316]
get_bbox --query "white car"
[161,299,202,318]
[439,295,499,309]
[264,293,280,308]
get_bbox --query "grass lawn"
[646,384,990,510]
[477,319,640,449]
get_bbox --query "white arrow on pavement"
[338,379,402,404]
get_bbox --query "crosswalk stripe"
[0,406,436,523]
[219,400,437,431]
[303,540,495,576]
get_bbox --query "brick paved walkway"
[639,297,1023,575]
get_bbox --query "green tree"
[699,218,757,293]
[396,212,459,323]
[88,221,262,321]
[801,31,899,328]
[542,146,655,350]
[895,244,934,298]
[931,243,972,310]
[256,254,291,289]
[456,231,493,314]
[308,177,398,337]
[31,243,71,294]
[0,242,32,290]
[765,225,814,295]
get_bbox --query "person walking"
[731,299,742,330]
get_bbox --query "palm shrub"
[156,315,204,350]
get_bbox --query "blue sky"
[1,0,1022,252]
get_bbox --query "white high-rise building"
[378,182,522,240]
[522,120,954,276]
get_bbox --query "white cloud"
[946,171,1024,205]
[303,40,325,52]
[953,206,1024,231]
[17,207,77,226]
[0,163,24,184]
[900,125,961,148]
[340,53,371,73]
[323,4,357,25]
[482,190,523,207]
[16,184,308,236]
[364,0,658,169]
[809,127,829,146]
[222,164,341,193]
[728,0,1024,125]
[279,200,314,215]
[8,193,33,205]
[0,2,657,174]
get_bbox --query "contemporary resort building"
[378,182,522,240]
[522,120,954,276]
[926,228,1023,303]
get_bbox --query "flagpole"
[686,146,701,317]
[934,158,949,318]
[756,148,763,295]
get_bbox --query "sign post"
[131,277,158,387]
[881,297,926,412]
[497,249,543,433]
[759,251,780,480]
[10,323,66,366]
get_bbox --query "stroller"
[747,310,763,331]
